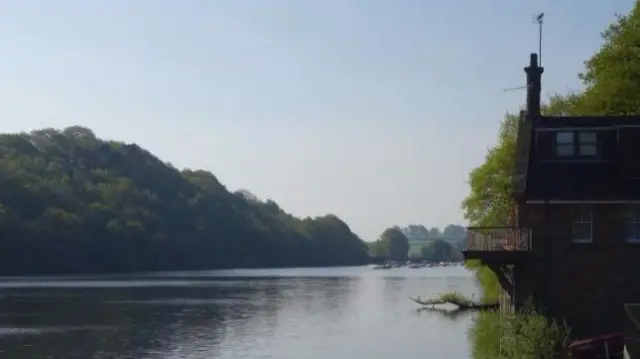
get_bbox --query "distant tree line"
[0,127,369,275]
[368,224,465,262]
[368,228,410,262]
[399,224,466,240]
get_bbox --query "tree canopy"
[577,3,640,115]
[397,223,466,260]
[368,227,409,261]
[399,224,466,241]
[0,127,369,275]
[419,239,461,262]
[461,112,519,228]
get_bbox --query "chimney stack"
[524,53,543,117]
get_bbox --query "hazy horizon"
[0,0,635,241]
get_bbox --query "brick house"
[464,53,640,338]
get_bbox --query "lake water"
[0,266,479,359]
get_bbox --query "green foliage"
[472,265,501,303]
[368,227,409,261]
[511,303,571,359]
[403,224,430,239]
[0,127,369,275]
[578,1,640,115]
[419,239,461,262]
[443,224,467,237]
[402,223,466,258]
[461,112,519,227]
[468,311,502,359]
[469,305,571,359]
[436,292,474,307]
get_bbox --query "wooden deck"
[462,227,532,264]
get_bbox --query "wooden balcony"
[462,227,532,264]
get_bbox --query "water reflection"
[0,266,477,359]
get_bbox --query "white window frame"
[625,205,640,243]
[555,131,574,157]
[571,205,593,243]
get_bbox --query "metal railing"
[466,227,532,252]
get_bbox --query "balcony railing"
[465,227,532,252]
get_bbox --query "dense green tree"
[381,228,409,261]
[367,241,383,257]
[367,227,409,261]
[428,227,440,236]
[419,239,460,262]
[399,223,466,258]
[0,127,369,275]
[461,112,518,228]
[577,2,640,115]
[442,224,466,238]
[403,224,429,240]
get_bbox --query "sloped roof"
[537,115,640,127]
[522,115,640,201]
[524,162,640,200]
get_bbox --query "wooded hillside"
[0,127,369,275]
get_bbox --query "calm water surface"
[0,266,479,359]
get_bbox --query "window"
[578,131,597,156]
[625,205,640,243]
[554,131,598,158]
[571,205,592,243]
[555,131,574,157]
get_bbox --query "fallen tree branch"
[409,293,499,311]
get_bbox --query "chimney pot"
[530,53,538,67]
[524,53,543,117]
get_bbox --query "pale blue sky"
[0,1,634,241]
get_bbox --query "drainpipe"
[544,200,551,315]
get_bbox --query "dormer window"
[554,131,597,157]
[555,132,574,156]
[578,132,597,156]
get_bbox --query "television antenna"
[501,85,527,93]
[533,12,544,67]
[499,13,545,93]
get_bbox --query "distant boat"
[408,263,422,269]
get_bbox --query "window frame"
[625,205,640,243]
[571,205,593,243]
[578,131,597,157]
[553,130,598,158]
[555,131,575,157]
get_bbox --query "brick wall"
[519,203,640,337]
